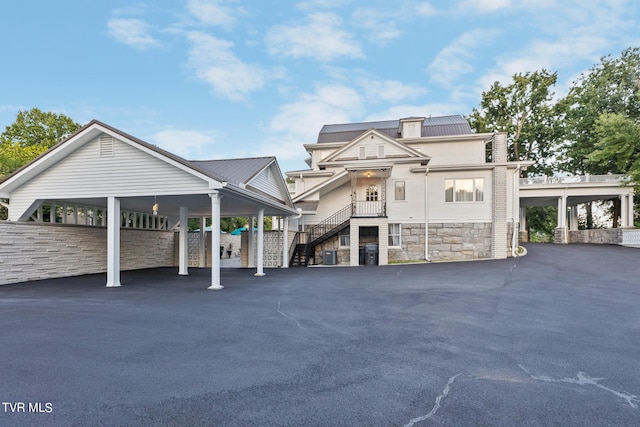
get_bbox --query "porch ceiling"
[44,190,293,219]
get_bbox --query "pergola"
[0,121,297,289]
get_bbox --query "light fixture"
[152,196,159,216]
[366,172,372,178]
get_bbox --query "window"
[366,184,378,201]
[339,227,350,247]
[394,181,405,201]
[378,145,385,158]
[359,146,366,159]
[388,224,401,247]
[445,178,484,202]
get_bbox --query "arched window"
[366,184,378,201]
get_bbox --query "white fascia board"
[0,126,102,193]
[285,170,335,178]
[291,170,349,203]
[402,133,494,145]
[336,156,431,169]
[221,183,297,215]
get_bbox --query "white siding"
[386,165,425,222]
[336,136,408,161]
[411,140,485,166]
[9,135,212,220]
[428,170,493,222]
[249,164,287,202]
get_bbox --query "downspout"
[424,168,431,262]
[511,163,521,257]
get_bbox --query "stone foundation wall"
[0,221,175,286]
[428,222,493,261]
[312,235,350,265]
[568,228,622,245]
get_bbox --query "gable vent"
[99,136,115,157]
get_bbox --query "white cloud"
[186,0,240,29]
[352,8,401,43]
[457,0,511,13]
[149,129,217,159]
[107,18,159,50]
[358,79,428,103]
[428,29,501,86]
[186,31,268,101]
[266,13,364,62]
[416,2,438,16]
[257,84,365,167]
[366,102,468,122]
[297,0,349,11]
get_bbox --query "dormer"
[398,117,425,139]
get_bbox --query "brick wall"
[0,222,175,285]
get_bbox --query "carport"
[0,120,297,288]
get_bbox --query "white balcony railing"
[519,174,627,186]
[353,201,385,217]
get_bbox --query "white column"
[208,192,224,290]
[199,216,206,268]
[248,215,255,268]
[106,197,121,287]
[255,208,265,276]
[282,216,289,268]
[628,194,635,227]
[178,206,189,275]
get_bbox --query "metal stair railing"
[307,204,353,246]
[302,204,353,265]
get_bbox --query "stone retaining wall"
[0,222,175,285]
[568,228,622,245]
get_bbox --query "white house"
[285,115,529,266]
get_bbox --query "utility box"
[364,243,378,266]
[323,250,337,265]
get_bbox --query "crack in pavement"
[277,300,306,330]
[404,373,462,427]
[518,364,639,409]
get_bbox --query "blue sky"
[1,0,638,173]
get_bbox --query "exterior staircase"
[290,204,352,266]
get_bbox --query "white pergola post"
[255,208,265,277]
[199,216,207,268]
[208,192,224,290]
[106,196,121,287]
[282,216,289,268]
[178,206,189,276]
[248,215,255,268]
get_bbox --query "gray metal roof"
[190,157,274,186]
[317,115,472,143]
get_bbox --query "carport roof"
[0,120,296,219]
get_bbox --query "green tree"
[559,47,640,226]
[588,113,640,182]
[467,69,560,176]
[0,108,81,176]
[560,47,640,175]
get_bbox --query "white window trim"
[445,178,485,203]
[339,227,350,247]
[394,180,406,202]
[388,223,401,248]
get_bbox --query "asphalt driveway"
[1,243,639,426]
